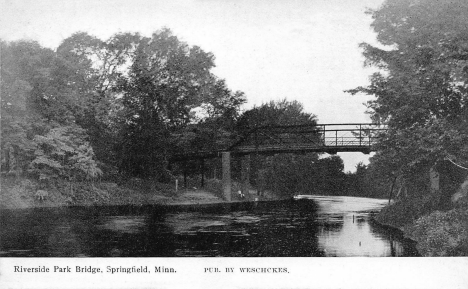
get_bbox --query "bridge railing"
[318,123,386,147]
[171,123,387,160]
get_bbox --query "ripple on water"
[165,212,229,233]
[233,215,261,224]
[98,216,146,233]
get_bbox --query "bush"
[406,209,468,256]
[376,194,441,228]
[29,125,102,182]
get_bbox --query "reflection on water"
[298,195,410,257]
[98,216,147,233]
[0,196,418,257]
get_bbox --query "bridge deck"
[171,123,385,161]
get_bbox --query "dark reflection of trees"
[0,207,89,257]
[2,200,326,257]
[128,200,327,257]
[321,215,344,233]
[185,200,327,257]
[368,219,420,257]
[80,205,177,257]
[243,200,324,256]
[5,209,65,256]
[356,216,366,227]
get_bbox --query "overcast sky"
[0,0,385,171]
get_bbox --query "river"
[0,195,418,257]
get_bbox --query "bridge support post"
[241,154,251,200]
[222,152,231,201]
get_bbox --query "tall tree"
[172,77,246,156]
[348,0,468,183]
[56,32,139,167]
[1,40,55,174]
[117,28,242,178]
[1,40,101,183]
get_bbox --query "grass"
[375,192,468,256]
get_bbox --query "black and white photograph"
[1,0,467,288]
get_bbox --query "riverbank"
[373,196,468,256]
[0,176,280,210]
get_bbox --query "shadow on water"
[368,219,420,257]
[0,198,418,257]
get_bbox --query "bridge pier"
[222,152,231,201]
[241,155,251,200]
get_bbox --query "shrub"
[406,209,468,256]
[28,125,102,183]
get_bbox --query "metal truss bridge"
[172,123,386,161]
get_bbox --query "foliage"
[340,162,387,198]
[348,0,468,178]
[1,40,55,174]
[1,39,102,185]
[116,28,246,178]
[237,99,317,129]
[29,125,102,182]
[258,154,347,197]
[348,3,468,258]
[56,32,139,166]
[234,100,351,197]
[171,77,246,156]
[1,28,246,184]
[406,208,468,256]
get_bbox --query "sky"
[0,0,385,172]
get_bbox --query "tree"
[1,39,103,187]
[115,28,247,179]
[236,100,324,196]
[29,125,102,183]
[237,99,317,129]
[1,40,54,175]
[171,77,246,156]
[56,32,139,167]
[1,30,247,184]
[348,0,468,191]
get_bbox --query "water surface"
[0,195,418,257]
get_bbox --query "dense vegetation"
[348,0,468,255]
[1,29,245,186]
[235,100,354,196]
[1,29,371,202]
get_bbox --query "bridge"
[171,123,386,201]
[172,123,385,160]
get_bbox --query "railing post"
[323,125,326,145]
[359,124,362,146]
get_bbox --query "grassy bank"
[375,194,468,256]
[0,176,280,210]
